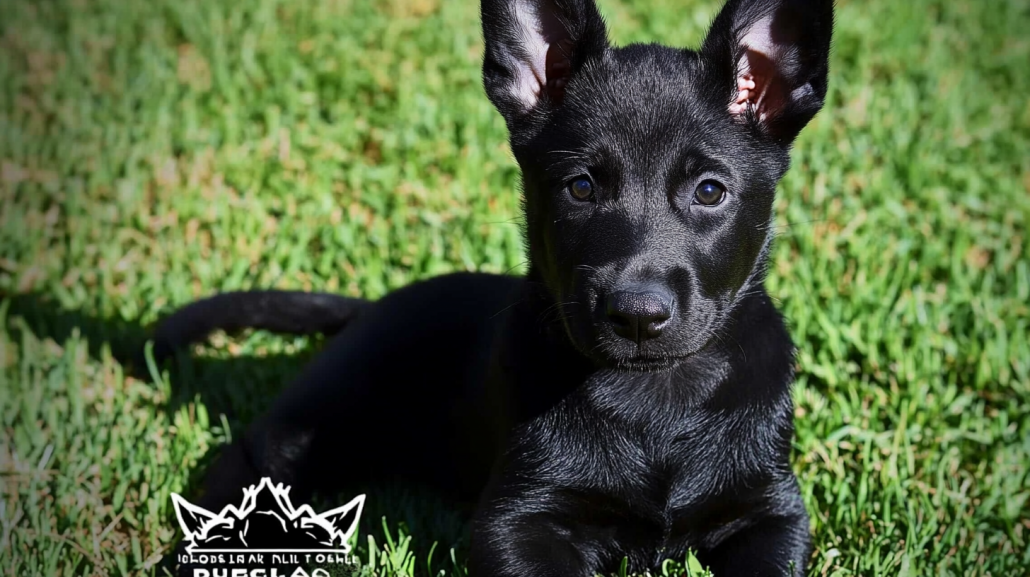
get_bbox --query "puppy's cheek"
[554,302,584,345]
[671,306,713,354]
[571,306,601,350]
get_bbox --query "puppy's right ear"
[481,0,608,125]
[701,0,833,145]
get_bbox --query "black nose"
[605,288,673,343]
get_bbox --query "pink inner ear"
[728,70,756,116]
[729,48,788,122]
[728,9,794,124]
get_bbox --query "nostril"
[605,297,634,328]
[642,310,671,339]
[644,309,671,326]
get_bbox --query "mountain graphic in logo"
[171,478,365,553]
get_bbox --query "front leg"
[469,483,618,577]
[468,509,595,577]
[697,489,811,577]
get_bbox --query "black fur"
[159,0,833,575]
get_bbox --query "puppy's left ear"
[701,0,834,145]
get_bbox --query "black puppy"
[155,0,833,574]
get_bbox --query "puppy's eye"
[693,180,726,206]
[568,177,594,201]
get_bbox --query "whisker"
[500,259,530,277]
[547,149,589,157]
[489,298,525,320]
[536,300,579,327]
[481,218,523,226]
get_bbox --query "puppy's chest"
[529,407,780,543]
[607,418,770,506]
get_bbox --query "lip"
[611,354,690,373]
[559,306,701,372]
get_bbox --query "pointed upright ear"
[316,494,365,548]
[171,493,218,539]
[701,0,833,145]
[481,0,608,123]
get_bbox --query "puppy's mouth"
[615,354,689,373]
[554,297,704,373]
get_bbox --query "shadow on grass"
[4,293,473,576]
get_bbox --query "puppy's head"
[482,0,833,371]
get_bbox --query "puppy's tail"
[144,290,369,366]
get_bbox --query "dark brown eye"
[693,180,726,206]
[568,177,594,201]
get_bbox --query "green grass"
[1,0,1028,574]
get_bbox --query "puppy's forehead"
[558,46,724,157]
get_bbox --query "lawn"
[1,0,1028,574]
